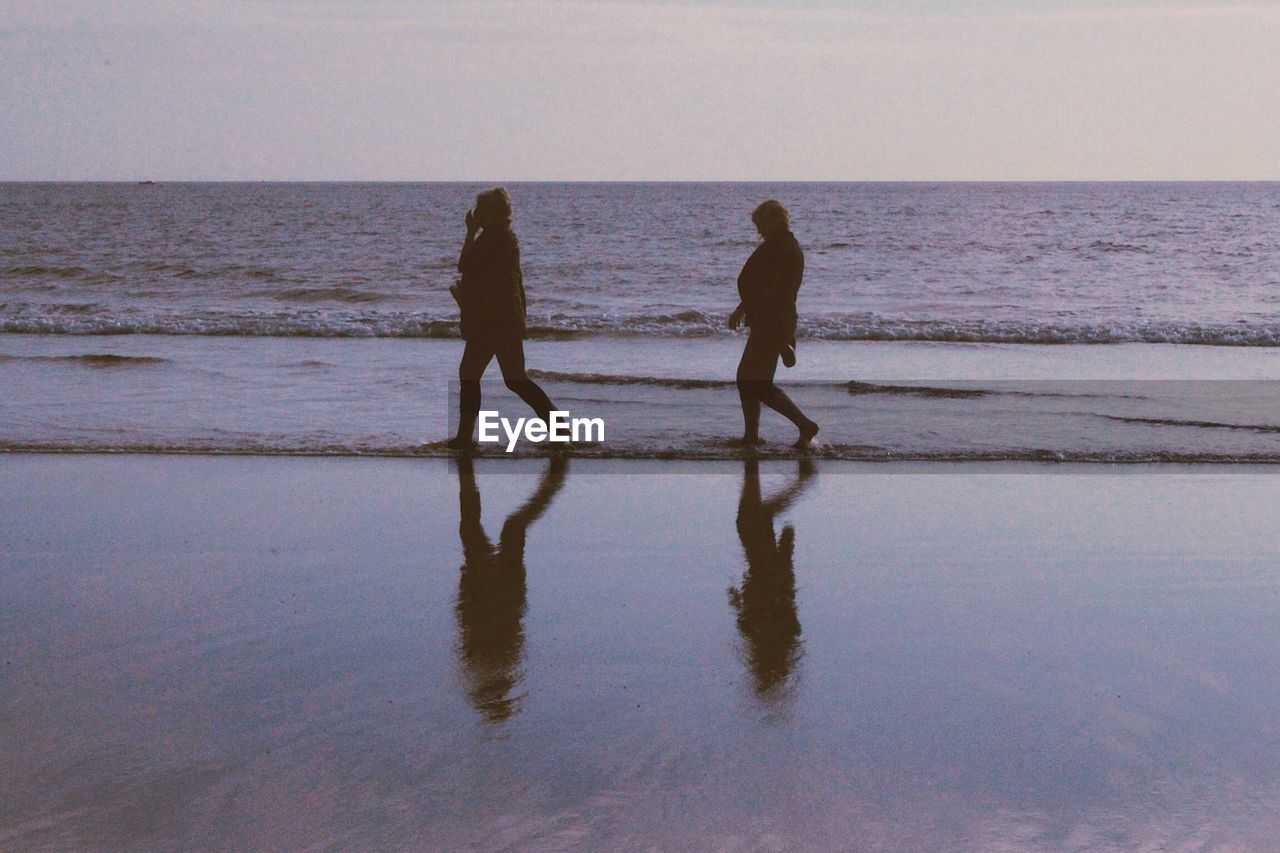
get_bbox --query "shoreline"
[4,448,1280,469]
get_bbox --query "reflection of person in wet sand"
[455,456,567,722]
[729,457,814,699]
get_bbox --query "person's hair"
[751,199,790,233]
[475,187,513,225]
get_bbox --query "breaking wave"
[261,287,389,304]
[846,381,990,399]
[0,353,167,367]
[4,305,1280,346]
[1102,415,1280,434]
[529,370,734,389]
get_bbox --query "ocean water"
[3,182,1280,460]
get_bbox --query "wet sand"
[4,455,1280,849]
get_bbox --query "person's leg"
[761,383,819,446]
[494,338,555,423]
[758,383,814,432]
[738,333,819,445]
[453,340,495,446]
[736,334,770,444]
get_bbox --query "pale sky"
[2,0,1278,180]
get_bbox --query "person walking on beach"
[728,200,820,448]
[449,187,557,449]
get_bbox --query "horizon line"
[4,178,1280,185]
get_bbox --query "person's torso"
[737,232,803,329]
[463,228,522,302]
[459,227,525,338]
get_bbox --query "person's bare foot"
[729,435,767,447]
[446,436,475,452]
[793,420,820,449]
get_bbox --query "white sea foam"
[6,306,1280,346]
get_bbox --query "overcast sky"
[2,0,1278,180]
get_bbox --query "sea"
[3,181,1280,461]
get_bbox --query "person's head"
[474,187,513,229]
[751,199,790,239]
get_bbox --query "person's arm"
[454,212,486,308]
[730,251,754,330]
[765,243,803,314]
[727,302,745,330]
[457,209,480,274]
[511,240,527,319]
[782,241,804,306]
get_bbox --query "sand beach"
[4,453,1280,848]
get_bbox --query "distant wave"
[0,353,167,367]
[1102,415,1280,434]
[799,318,1280,347]
[3,439,1279,464]
[5,306,1280,346]
[844,380,1099,399]
[846,381,989,399]
[532,374,1103,397]
[529,370,734,389]
[261,287,389,304]
[1087,240,1151,254]
[3,263,97,279]
[532,373,1022,396]
[37,303,101,314]
[0,309,460,338]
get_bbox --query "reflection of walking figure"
[729,457,814,699]
[728,200,820,448]
[450,188,558,449]
[455,456,567,722]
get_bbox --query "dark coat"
[456,226,527,342]
[737,230,804,340]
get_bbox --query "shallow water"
[4,455,1280,849]
[3,334,1280,460]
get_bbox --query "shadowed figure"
[729,457,815,700]
[728,200,819,448]
[455,456,567,722]
[449,187,557,448]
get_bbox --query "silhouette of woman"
[729,457,814,699]
[728,200,820,448]
[454,455,567,722]
[449,188,557,448]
